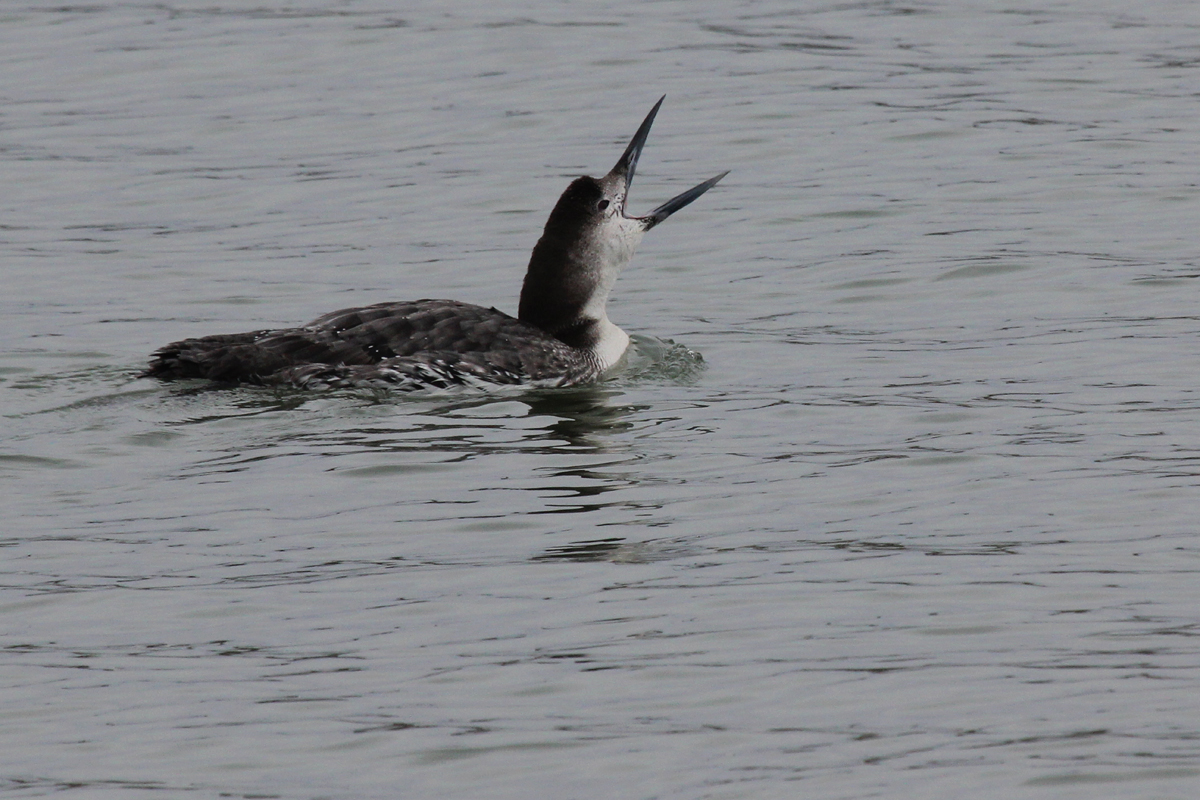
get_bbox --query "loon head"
[518,97,727,359]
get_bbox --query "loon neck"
[518,233,624,349]
[517,237,632,371]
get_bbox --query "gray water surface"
[4,2,1200,799]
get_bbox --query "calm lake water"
[3,2,1200,798]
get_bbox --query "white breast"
[589,318,632,372]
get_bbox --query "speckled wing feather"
[143,300,600,389]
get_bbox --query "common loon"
[143,97,726,391]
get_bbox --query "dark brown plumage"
[143,300,598,389]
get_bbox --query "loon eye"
[597,199,610,211]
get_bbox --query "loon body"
[143,98,726,391]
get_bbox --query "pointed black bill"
[640,171,729,230]
[609,97,728,230]
[609,95,665,186]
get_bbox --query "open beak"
[607,96,728,231]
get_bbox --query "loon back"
[143,97,726,390]
[144,300,598,389]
